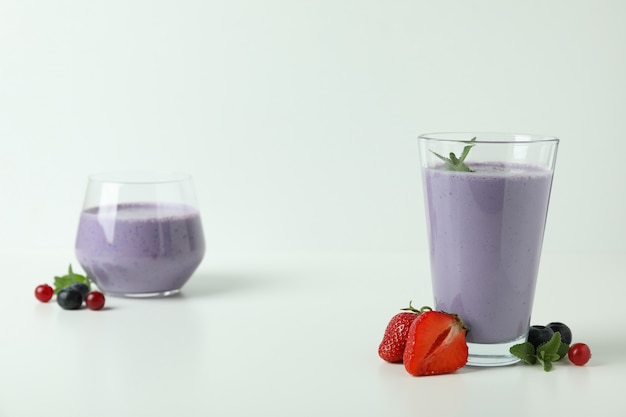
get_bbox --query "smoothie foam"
[423,162,553,344]
[75,202,205,295]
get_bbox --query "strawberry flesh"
[403,311,468,376]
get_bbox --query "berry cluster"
[511,321,591,370]
[527,322,591,366]
[35,283,105,311]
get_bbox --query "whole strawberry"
[403,310,468,376]
[378,303,430,363]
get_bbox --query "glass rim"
[418,131,559,144]
[87,171,193,185]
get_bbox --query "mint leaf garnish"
[537,349,560,371]
[430,137,476,172]
[536,332,562,372]
[537,331,561,357]
[556,341,570,361]
[53,264,91,294]
[539,355,554,372]
[510,342,537,365]
[510,332,568,372]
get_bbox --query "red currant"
[85,291,105,310]
[35,284,54,303]
[568,343,591,366]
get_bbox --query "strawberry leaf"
[429,137,476,172]
[430,151,457,171]
[457,138,476,165]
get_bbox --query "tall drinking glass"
[75,172,206,298]
[418,132,558,366]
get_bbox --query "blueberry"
[67,283,89,298]
[546,322,572,345]
[527,325,554,349]
[57,289,83,310]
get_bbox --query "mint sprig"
[510,332,570,372]
[509,342,537,365]
[53,264,91,294]
[430,137,476,172]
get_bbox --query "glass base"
[103,289,181,298]
[466,335,526,367]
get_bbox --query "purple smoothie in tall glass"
[423,162,554,344]
[75,202,205,296]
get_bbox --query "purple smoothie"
[423,162,554,344]
[75,202,205,296]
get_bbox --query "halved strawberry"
[403,310,468,376]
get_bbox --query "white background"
[1,2,626,417]
[2,0,625,256]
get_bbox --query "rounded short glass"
[75,172,206,298]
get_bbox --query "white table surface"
[2,250,622,417]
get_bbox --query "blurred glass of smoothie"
[75,172,205,298]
